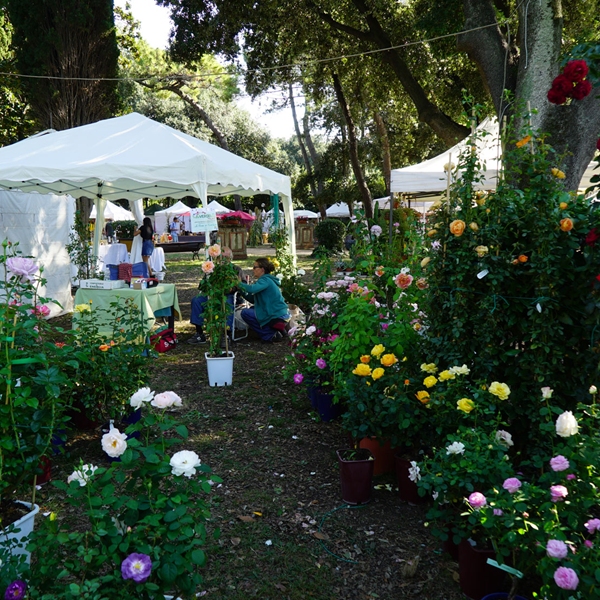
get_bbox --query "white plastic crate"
[79,279,127,290]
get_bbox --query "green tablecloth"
[73,283,180,334]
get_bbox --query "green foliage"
[279,273,312,314]
[421,119,600,452]
[70,299,151,423]
[0,241,74,503]
[112,219,138,239]
[268,226,294,277]
[66,211,98,281]
[314,219,345,253]
[18,398,220,598]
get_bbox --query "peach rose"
[449,220,466,237]
[560,218,574,232]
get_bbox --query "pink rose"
[502,477,522,494]
[467,492,487,510]
[546,539,568,559]
[493,509,503,516]
[394,272,413,289]
[553,566,579,590]
[550,485,568,502]
[585,540,594,548]
[584,518,600,534]
[293,373,304,385]
[566,473,576,481]
[550,455,570,472]
[151,391,182,409]
[316,358,327,370]
[6,256,38,281]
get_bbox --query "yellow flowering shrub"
[380,353,398,367]
[352,364,372,377]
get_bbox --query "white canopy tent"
[0,112,295,264]
[89,200,134,221]
[154,200,192,235]
[207,200,233,214]
[325,202,351,218]
[390,117,597,198]
[294,209,319,219]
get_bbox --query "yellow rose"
[427,229,438,238]
[489,381,511,400]
[352,364,372,377]
[420,363,438,374]
[75,303,91,313]
[360,355,371,364]
[416,391,430,404]
[372,368,384,381]
[423,375,438,388]
[469,222,479,232]
[420,257,431,268]
[475,245,489,257]
[449,220,466,237]
[371,344,385,358]
[457,398,476,413]
[380,354,398,367]
[559,202,568,210]
[551,168,566,179]
[438,370,455,381]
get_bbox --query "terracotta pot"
[359,438,395,475]
[337,448,375,505]
[395,456,426,504]
[458,539,507,599]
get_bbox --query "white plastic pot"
[205,352,235,386]
[0,500,39,563]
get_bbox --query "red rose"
[572,79,592,100]
[552,74,575,95]
[547,88,567,105]
[597,138,600,151]
[586,228,600,247]
[563,59,589,82]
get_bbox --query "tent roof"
[294,209,319,219]
[154,200,192,217]
[207,200,232,213]
[0,112,292,202]
[325,202,351,217]
[390,117,501,195]
[90,199,134,221]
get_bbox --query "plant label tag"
[477,269,489,279]
[536,303,542,313]
[486,559,523,579]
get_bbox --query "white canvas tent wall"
[0,191,74,317]
[154,200,192,235]
[0,112,295,264]
[325,203,351,218]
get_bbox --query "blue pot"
[315,389,341,422]
[481,594,528,600]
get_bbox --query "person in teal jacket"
[240,257,290,342]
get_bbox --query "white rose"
[305,326,316,336]
[494,430,514,447]
[170,450,201,477]
[101,428,128,457]
[276,273,284,281]
[556,411,579,437]
[449,364,470,376]
[446,441,465,455]
[408,461,421,482]
[67,464,98,486]
[151,391,182,409]
[540,386,554,399]
[129,387,155,409]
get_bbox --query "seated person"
[239,257,290,343]
[188,247,243,344]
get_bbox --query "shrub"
[112,220,138,238]
[314,219,346,253]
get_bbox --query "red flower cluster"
[547,60,592,105]
[586,228,600,247]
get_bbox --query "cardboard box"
[79,279,127,290]
[131,279,147,290]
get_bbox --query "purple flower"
[585,540,594,548]
[381,323,389,331]
[493,508,503,516]
[550,455,570,472]
[502,477,522,494]
[550,485,568,502]
[566,473,576,480]
[316,358,327,370]
[546,539,568,559]
[4,581,27,600]
[6,257,38,281]
[554,566,579,590]
[584,518,600,534]
[121,553,152,583]
[467,492,487,510]
[293,373,304,385]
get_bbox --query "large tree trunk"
[303,108,323,196]
[373,111,391,196]
[331,71,373,219]
[289,82,317,199]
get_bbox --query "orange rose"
[449,220,466,236]
[560,218,574,232]
[518,254,528,263]
[99,344,109,352]
[516,135,531,148]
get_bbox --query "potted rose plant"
[0,240,73,563]
[198,244,240,386]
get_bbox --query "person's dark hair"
[255,257,275,273]
[140,217,153,238]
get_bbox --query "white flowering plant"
[6,388,221,598]
[462,395,600,599]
